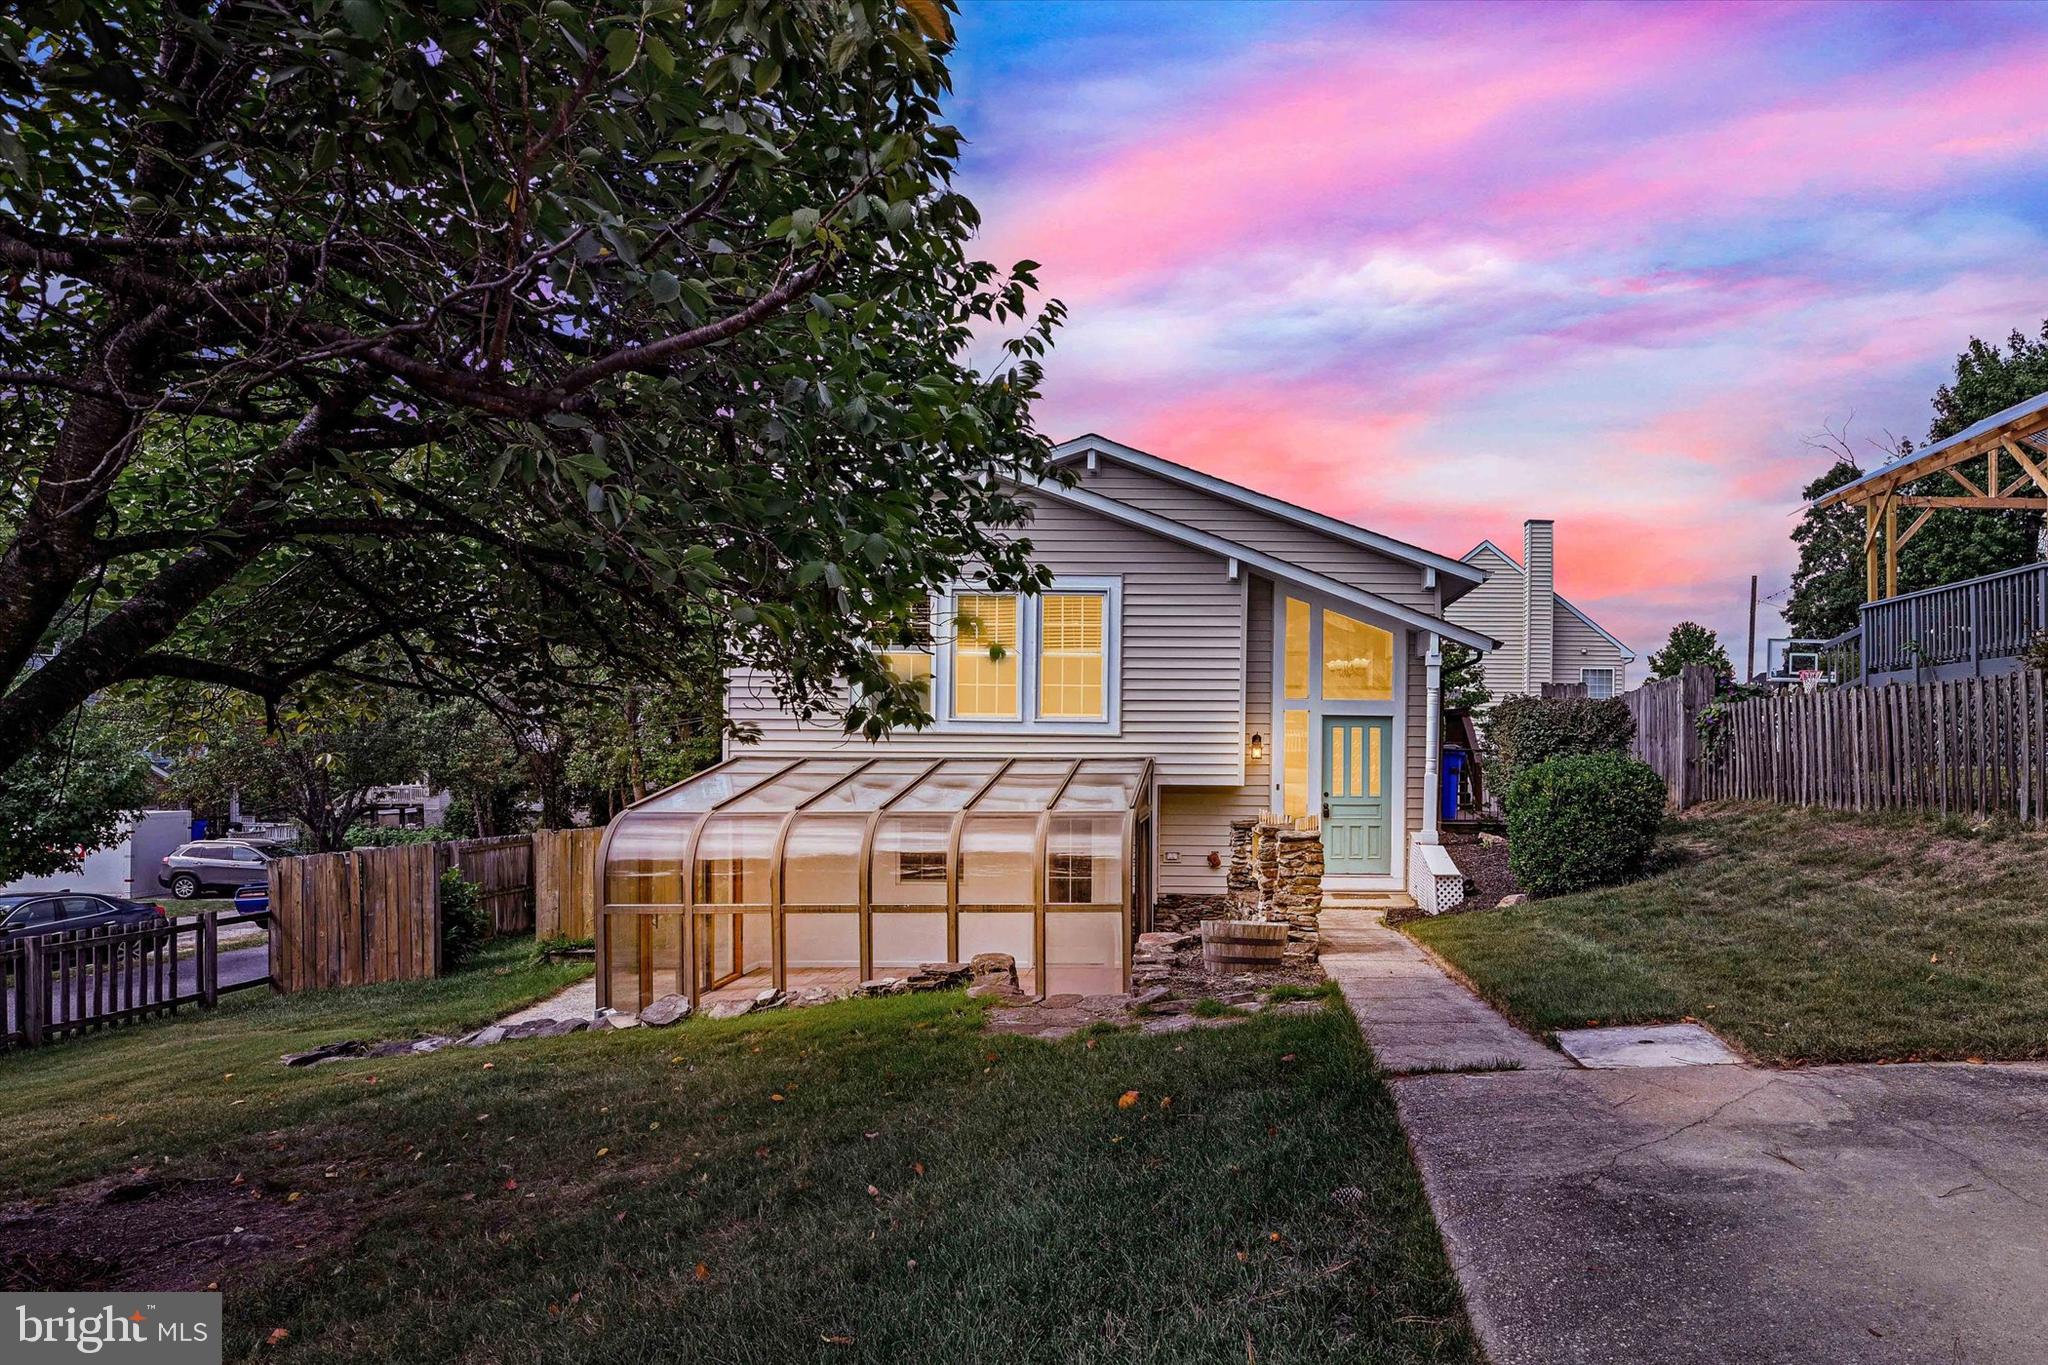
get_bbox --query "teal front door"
[1322,716,1392,875]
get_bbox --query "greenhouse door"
[1321,716,1390,876]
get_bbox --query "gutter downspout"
[1421,632,1442,846]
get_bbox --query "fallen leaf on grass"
[694,1262,711,1282]
[1117,1090,1140,1109]
[821,1333,854,1346]
[265,1328,289,1347]
[866,1184,880,1197]
[285,1192,302,1203]
[504,1178,519,1191]
[770,1093,786,1103]
[912,1162,925,1176]
[596,1147,610,1157]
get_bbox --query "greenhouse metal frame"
[595,755,1156,1013]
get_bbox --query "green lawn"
[2,944,1478,1364]
[1410,803,2048,1065]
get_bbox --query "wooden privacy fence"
[3,914,266,1050]
[444,834,534,935]
[1620,667,2048,823]
[1622,664,1716,806]
[1700,670,2048,822]
[532,827,603,941]
[270,843,442,993]
[270,830,596,992]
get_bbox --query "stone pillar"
[1269,828,1324,930]
[1226,818,1258,915]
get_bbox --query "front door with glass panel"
[1321,716,1391,875]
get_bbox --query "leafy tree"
[161,692,427,853]
[1647,621,1731,679]
[0,701,155,882]
[1784,459,1866,641]
[1439,640,1492,716]
[0,0,1060,780]
[1785,324,2047,636]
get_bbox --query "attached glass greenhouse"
[597,756,1156,1012]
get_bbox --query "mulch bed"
[0,1163,368,1293]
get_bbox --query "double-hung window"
[936,579,1119,729]
[951,592,1022,719]
[878,600,935,700]
[1580,667,1616,699]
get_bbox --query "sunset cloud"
[951,1,2048,653]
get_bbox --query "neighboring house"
[1447,522,1635,699]
[724,434,1499,905]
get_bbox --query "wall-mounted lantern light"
[1248,732,1265,762]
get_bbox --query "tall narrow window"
[1039,593,1107,720]
[951,593,1019,719]
[1282,710,1310,820]
[1284,597,1310,700]
[1581,667,1615,699]
[880,599,934,698]
[1322,609,1393,700]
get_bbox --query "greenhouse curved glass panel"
[597,756,1152,1010]
[781,813,869,906]
[958,815,1037,905]
[604,814,699,906]
[693,813,784,906]
[872,814,952,906]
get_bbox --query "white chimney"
[1522,519,1555,692]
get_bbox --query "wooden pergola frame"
[1812,392,2048,603]
[593,755,1156,1012]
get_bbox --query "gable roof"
[1459,539,1636,661]
[1023,475,1499,652]
[1052,434,1486,591]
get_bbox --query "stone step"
[1322,890,1418,910]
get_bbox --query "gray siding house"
[725,435,1500,906]
[1447,522,1635,698]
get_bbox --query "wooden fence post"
[21,936,46,1047]
[199,915,219,1009]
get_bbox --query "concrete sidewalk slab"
[1555,1021,1742,1068]
[1320,909,1567,1074]
[1395,1061,2048,1365]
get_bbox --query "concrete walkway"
[1320,908,1567,1074]
[1326,907,2048,1365]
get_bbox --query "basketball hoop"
[1797,668,1822,693]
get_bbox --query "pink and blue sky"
[948,0,2048,657]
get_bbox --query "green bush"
[348,824,460,848]
[1505,753,1667,897]
[439,867,492,968]
[1486,694,1635,799]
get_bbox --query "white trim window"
[933,578,1122,732]
[1580,667,1616,699]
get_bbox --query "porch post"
[1420,632,1442,845]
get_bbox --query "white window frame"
[1580,667,1616,699]
[931,576,1122,735]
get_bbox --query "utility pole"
[1745,574,1758,683]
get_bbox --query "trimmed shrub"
[439,867,491,968]
[1505,753,1667,897]
[1486,694,1634,799]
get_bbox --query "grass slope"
[2,946,1477,1365]
[1411,803,2048,1065]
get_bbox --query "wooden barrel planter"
[1200,918,1288,971]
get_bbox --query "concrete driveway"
[1322,909,2048,1364]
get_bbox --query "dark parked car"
[0,892,166,944]
[232,882,269,916]
[159,840,272,899]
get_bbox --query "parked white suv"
[159,841,272,899]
